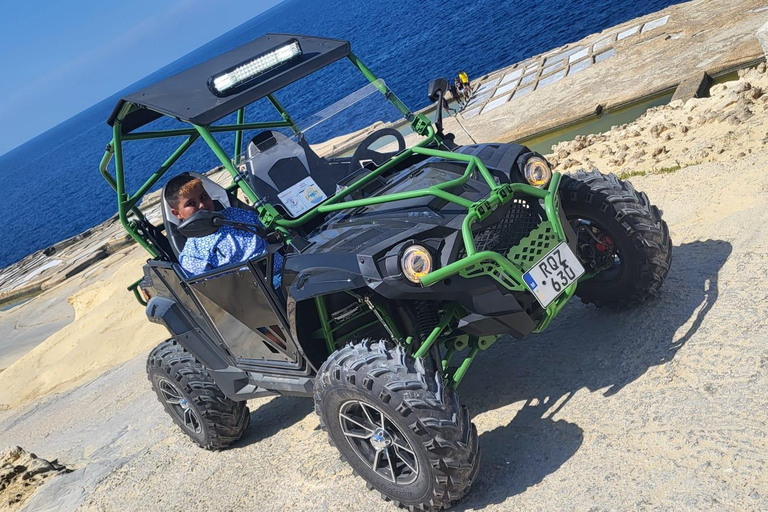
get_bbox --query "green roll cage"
[102,53,579,387]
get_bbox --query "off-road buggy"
[100,34,671,510]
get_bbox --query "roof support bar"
[192,123,286,237]
[126,133,199,210]
[267,94,301,135]
[113,111,159,257]
[234,108,245,165]
[121,120,294,141]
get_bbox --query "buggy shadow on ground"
[237,396,315,447]
[455,239,731,509]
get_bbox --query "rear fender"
[146,297,255,400]
[146,297,230,370]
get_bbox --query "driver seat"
[244,131,338,216]
[161,172,243,258]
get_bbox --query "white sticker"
[277,177,328,217]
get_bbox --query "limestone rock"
[650,123,668,138]
[757,20,768,61]
[0,446,69,507]
[747,87,764,101]
[713,92,740,111]
[734,81,752,93]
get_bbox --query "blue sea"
[0,0,685,269]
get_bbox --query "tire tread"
[314,341,480,511]
[561,169,672,308]
[147,339,250,450]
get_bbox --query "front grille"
[459,198,540,258]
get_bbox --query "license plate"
[522,242,585,307]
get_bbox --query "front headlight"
[401,245,433,283]
[523,156,552,188]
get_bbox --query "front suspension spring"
[414,301,440,343]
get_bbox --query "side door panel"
[187,266,298,363]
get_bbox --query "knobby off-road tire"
[560,169,672,308]
[314,340,479,511]
[147,339,250,450]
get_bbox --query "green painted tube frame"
[119,120,294,141]
[413,304,460,359]
[233,108,245,165]
[451,347,479,387]
[421,173,564,287]
[127,277,147,306]
[314,296,335,355]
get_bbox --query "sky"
[0,0,283,156]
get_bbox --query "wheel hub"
[571,219,619,273]
[338,400,419,485]
[370,428,393,451]
[158,378,202,434]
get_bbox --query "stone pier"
[447,0,767,144]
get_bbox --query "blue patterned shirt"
[179,207,283,288]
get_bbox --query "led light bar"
[208,39,302,96]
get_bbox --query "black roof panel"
[108,34,351,133]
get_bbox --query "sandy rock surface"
[0,446,69,510]
[546,64,768,177]
[1,68,768,510]
[0,246,167,410]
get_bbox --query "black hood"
[304,161,492,256]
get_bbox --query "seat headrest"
[245,131,311,193]
[247,130,288,154]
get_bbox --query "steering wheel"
[349,128,406,171]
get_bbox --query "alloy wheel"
[158,378,203,435]
[338,400,419,485]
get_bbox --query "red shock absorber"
[595,234,614,253]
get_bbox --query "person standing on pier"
[458,70,472,102]
[449,80,462,109]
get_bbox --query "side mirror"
[428,78,448,102]
[177,210,224,238]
